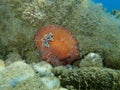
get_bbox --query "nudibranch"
[34,25,79,66]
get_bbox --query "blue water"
[92,0,120,12]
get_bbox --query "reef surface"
[0,0,120,90]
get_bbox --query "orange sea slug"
[34,25,79,66]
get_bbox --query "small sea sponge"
[34,25,79,66]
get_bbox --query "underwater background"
[0,0,120,90]
[93,0,120,12]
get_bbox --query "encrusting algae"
[34,25,79,66]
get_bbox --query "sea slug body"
[34,25,79,66]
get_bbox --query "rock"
[14,75,60,90]
[0,59,5,71]
[5,52,22,66]
[58,87,68,90]
[13,76,49,90]
[40,76,60,90]
[0,61,35,89]
[33,61,53,76]
[1,85,14,90]
[79,53,103,67]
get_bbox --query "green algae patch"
[0,0,40,63]
[53,67,120,90]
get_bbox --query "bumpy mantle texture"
[34,25,79,66]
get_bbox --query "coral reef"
[0,0,40,63]
[0,0,120,89]
[53,66,120,90]
[19,0,47,26]
[0,0,120,69]
[34,25,79,66]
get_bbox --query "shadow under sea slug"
[34,25,79,66]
